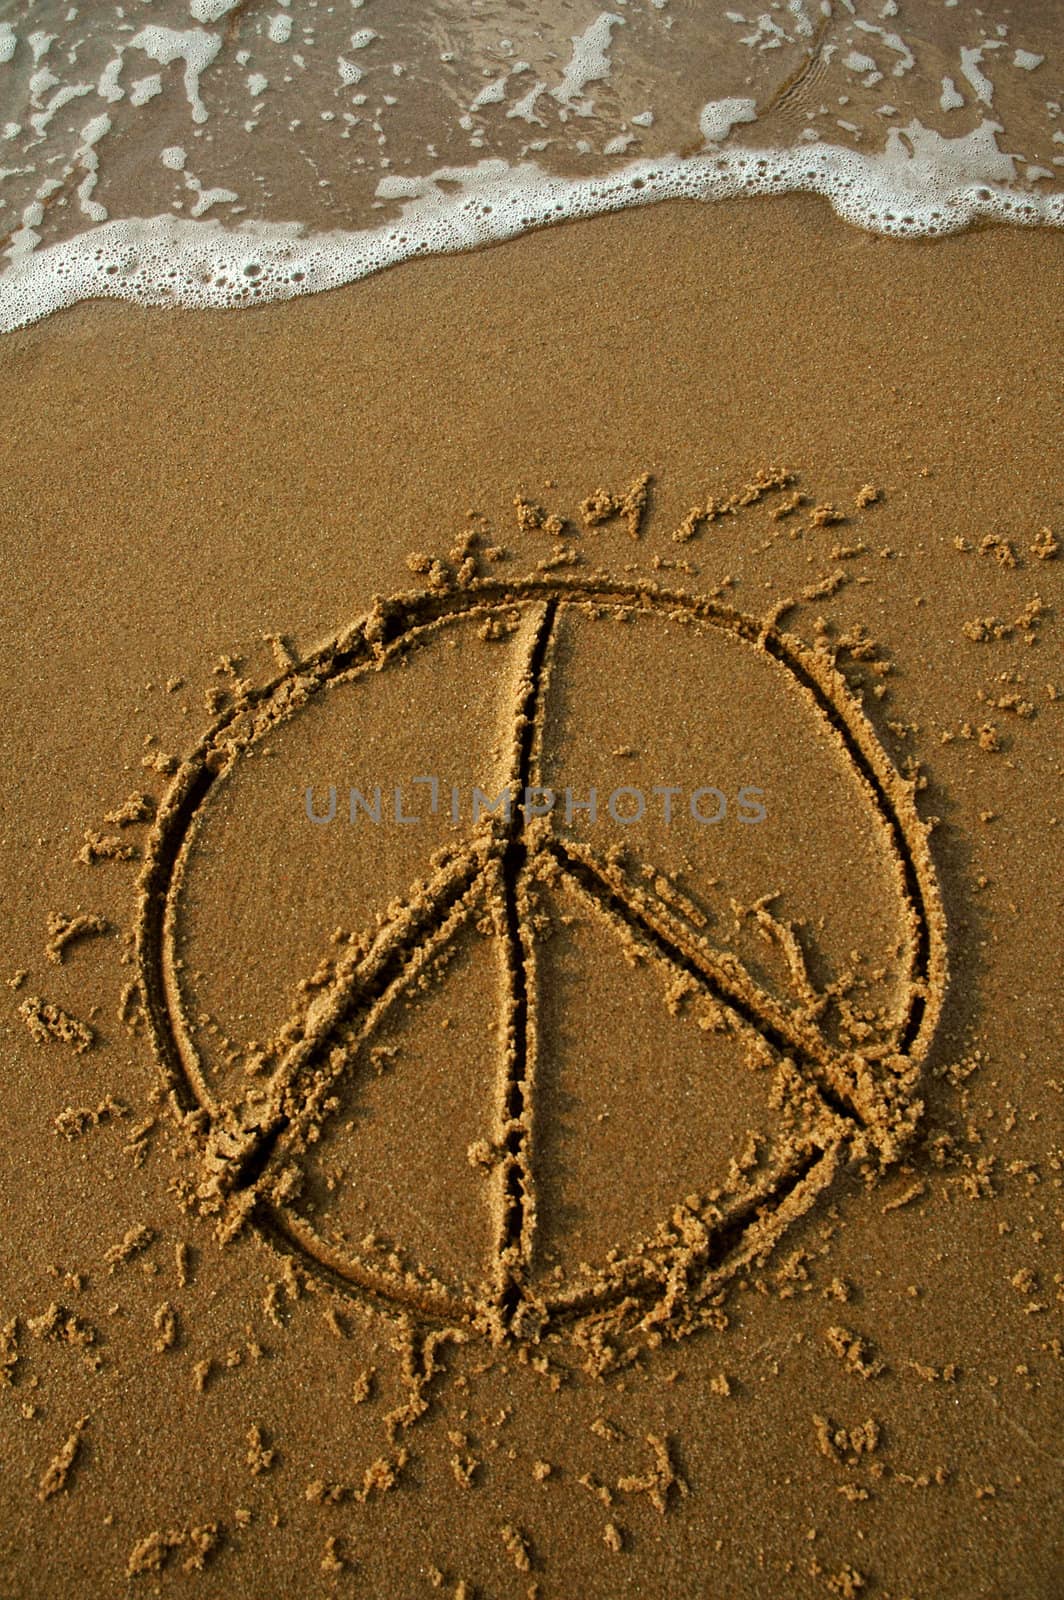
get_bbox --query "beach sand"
[0,195,1061,1597]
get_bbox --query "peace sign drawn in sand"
[136,577,947,1348]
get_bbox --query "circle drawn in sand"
[137,578,946,1345]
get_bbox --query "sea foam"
[0,122,1060,333]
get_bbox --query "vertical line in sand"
[492,599,558,1333]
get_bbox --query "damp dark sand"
[0,196,1061,1598]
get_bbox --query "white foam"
[97,55,125,105]
[73,113,111,224]
[699,99,757,144]
[129,74,163,108]
[2,123,1060,334]
[853,20,915,77]
[551,13,624,111]
[787,0,814,41]
[0,25,17,67]
[736,14,786,50]
[507,83,546,126]
[129,26,221,126]
[28,33,55,66]
[29,67,60,105]
[30,82,92,139]
[959,45,996,107]
[187,180,238,218]
[470,76,508,113]
[190,0,238,21]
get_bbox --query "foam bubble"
[2,125,1060,334]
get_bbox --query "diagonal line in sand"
[205,839,496,1195]
[541,1138,846,1324]
[545,835,877,1130]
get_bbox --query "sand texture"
[0,197,1061,1598]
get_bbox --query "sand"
[0,195,1061,1598]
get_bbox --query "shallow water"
[0,0,1061,326]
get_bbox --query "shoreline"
[3,139,1063,333]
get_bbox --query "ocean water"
[0,0,1060,329]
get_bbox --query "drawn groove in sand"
[135,577,947,1342]
[494,599,557,1330]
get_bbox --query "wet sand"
[0,195,1061,1598]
